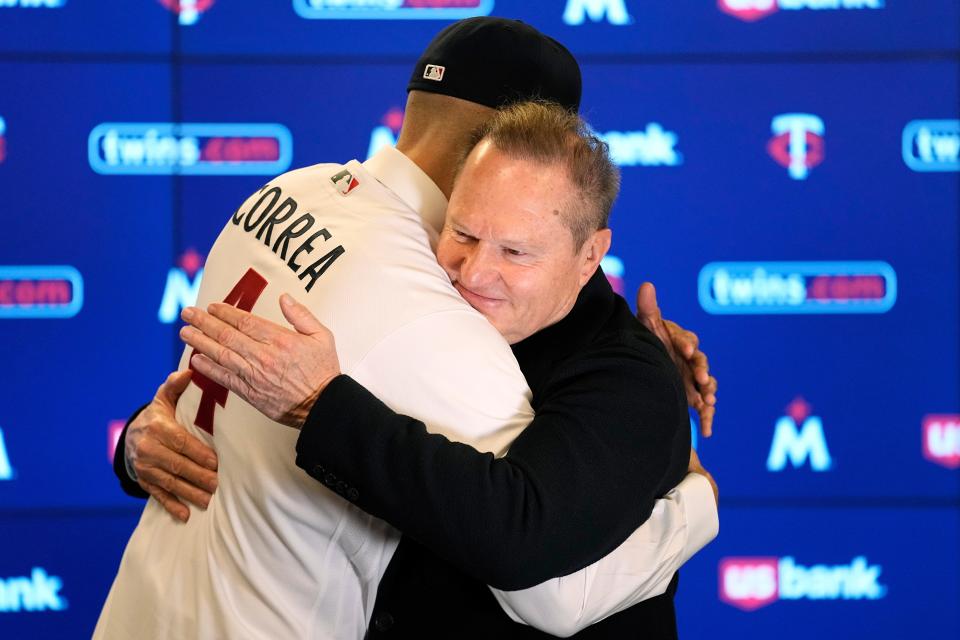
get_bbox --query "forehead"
[449,143,575,233]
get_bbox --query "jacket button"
[311,464,325,478]
[335,480,348,495]
[324,472,337,486]
[372,611,394,632]
[347,487,360,501]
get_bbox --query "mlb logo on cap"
[423,64,446,82]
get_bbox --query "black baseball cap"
[407,17,581,112]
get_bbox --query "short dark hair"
[460,101,620,249]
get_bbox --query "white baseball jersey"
[94,146,717,639]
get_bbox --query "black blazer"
[114,270,690,637]
[295,270,690,637]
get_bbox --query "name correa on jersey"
[0,266,83,319]
[229,184,345,292]
[88,123,292,176]
[293,0,493,20]
[698,261,897,314]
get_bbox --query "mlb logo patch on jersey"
[423,65,445,82]
[330,169,360,196]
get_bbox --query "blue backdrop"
[1,0,958,637]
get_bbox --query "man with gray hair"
[106,18,717,639]
[180,100,717,637]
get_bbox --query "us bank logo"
[597,124,683,167]
[719,556,886,611]
[158,0,215,26]
[719,0,883,22]
[923,414,960,469]
[768,113,823,180]
[698,261,897,314]
[294,0,493,20]
[89,123,292,176]
[902,120,960,172]
[0,568,68,613]
[367,107,404,159]
[158,249,204,323]
[767,397,832,472]
[0,266,84,319]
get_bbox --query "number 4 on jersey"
[190,268,268,434]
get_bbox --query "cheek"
[436,240,458,273]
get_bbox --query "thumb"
[280,294,327,336]
[636,282,661,326]
[158,369,193,406]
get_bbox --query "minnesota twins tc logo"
[767,113,824,180]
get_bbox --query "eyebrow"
[450,220,541,251]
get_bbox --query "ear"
[577,228,612,286]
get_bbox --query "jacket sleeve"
[296,339,690,591]
[112,405,150,499]
[490,473,719,636]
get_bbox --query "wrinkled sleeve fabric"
[491,473,719,637]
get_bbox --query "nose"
[458,243,499,290]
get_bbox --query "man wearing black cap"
[103,18,717,640]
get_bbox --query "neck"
[395,134,461,199]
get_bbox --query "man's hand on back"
[127,370,219,522]
[180,294,341,430]
[635,282,718,437]
[687,447,718,506]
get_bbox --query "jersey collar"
[363,146,448,235]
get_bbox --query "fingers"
[180,324,256,385]
[181,306,262,364]
[134,433,218,501]
[280,294,327,336]
[689,350,710,387]
[699,404,715,438]
[700,375,718,406]
[157,370,193,407]
[140,480,191,523]
[139,460,214,512]
[666,321,699,359]
[190,353,253,403]
[206,303,283,343]
[156,423,219,477]
[635,282,660,324]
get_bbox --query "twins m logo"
[767,397,832,472]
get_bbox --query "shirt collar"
[362,145,448,235]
